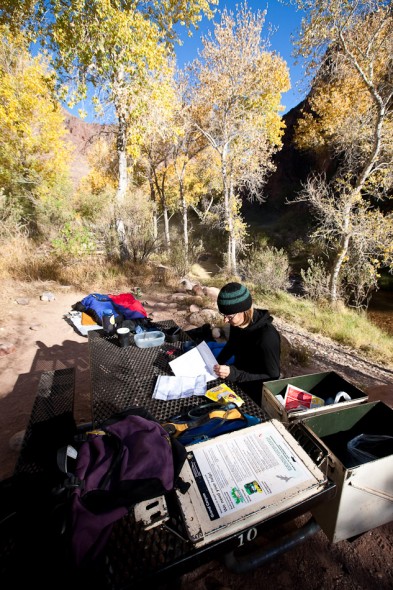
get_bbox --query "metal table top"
[88,321,268,426]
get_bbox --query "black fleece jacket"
[216,308,281,401]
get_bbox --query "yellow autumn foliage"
[0,25,72,230]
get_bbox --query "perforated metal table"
[88,322,336,589]
[89,321,267,426]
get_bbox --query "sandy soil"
[1,281,393,590]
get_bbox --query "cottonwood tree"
[134,62,181,249]
[0,26,72,238]
[190,3,290,274]
[292,1,393,305]
[169,74,214,261]
[136,65,213,258]
[0,0,217,258]
[295,173,393,307]
[172,142,222,257]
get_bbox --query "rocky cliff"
[63,110,109,187]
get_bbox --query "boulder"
[170,293,187,301]
[154,302,167,309]
[191,283,204,297]
[203,286,220,301]
[188,308,219,326]
[212,327,221,340]
[180,278,196,292]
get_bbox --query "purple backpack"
[57,409,187,566]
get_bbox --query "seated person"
[213,282,281,404]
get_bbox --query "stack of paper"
[153,375,206,400]
[153,341,219,401]
[169,341,217,382]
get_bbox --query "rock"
[9,430,25,452]
[155,264,170,282]
[29,324,42,331]
[189,295,204,305]
[189,304,200,313]
[0,343,16,356]
[15,298,30,305]
[212,327,222,340]
[170,293,187,301]
[154,302,167,309]
[203,286,220,300]
[41,291,55,301]
[192,284,204,297]
[187,313,205,327]
[180,278,195,291]
[188,308,219,326]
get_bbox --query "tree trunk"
[222,149,233,274]
[163,205,170,248]
[180,176,189,261]
[329,197,353,302]
[328,36,388,302]
[115,107,129,260]
[229,179,237,275]
[329,232,351,302]
[149,177,158,240]
[328,94,384,302]
[152,209,158,241]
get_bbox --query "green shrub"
[238,246,290,292]
[301,258,331,302]
[51,222,96,257]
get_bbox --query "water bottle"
[102,308,116,335]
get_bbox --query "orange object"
[81,312,97,326]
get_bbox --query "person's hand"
[213,364,230,379]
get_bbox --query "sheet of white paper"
[169,341,217,382]
[153,375,207,400]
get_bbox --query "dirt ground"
[1,282,393,590]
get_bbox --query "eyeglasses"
[219,312,238,321]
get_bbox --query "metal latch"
[133,495,169,530]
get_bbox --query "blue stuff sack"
[161,402,261,445]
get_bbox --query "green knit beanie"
[217,282,252,315]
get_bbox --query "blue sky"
[68,0,307,122]
[174,0,307,115]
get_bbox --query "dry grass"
[0,238,170,295]
[256,289,393,368]
[1,238,392,369]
